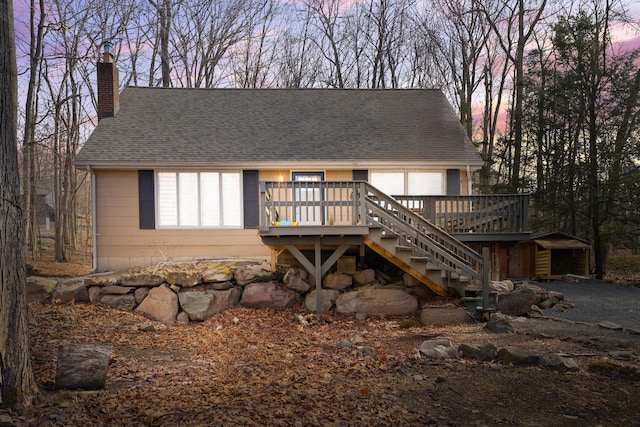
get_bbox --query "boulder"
[490,280,514,294]
[165,270,202,288]
[335,288,418,316]
[420,307,474,326]
[497,346,540,365]
[55,343,112,390]
[516,282,548,305]
[179,288,242,321]
[418,339,458,359]
[26,276,58,302]
[88,286,103,303]
[121,273,166,287]
[284,268,311,293]
[84,274,121,286]
[323,273,353,291]
[240,281,301,309]
[52,279,89,304]
[101,285,135,295]
[100,294,137,311]
[486,313,515,334]
[352,269,376,286]
[234,264,275,286]
[458,343,498,361]
[305,289,340,313]
[134,287,150,304]
[135,284,179,323]
[538,353,579,372]
[495,287,538,316]
[202,267,234,283]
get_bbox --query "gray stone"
[121,273,166,287]
[179,288,242,321]
[458,342,497,361]
[516,282,548,305]
[88,286,103,303]
[540,296,559,309]
[84,274,121,286]
[490,280,514,294]
[165,271,202,288]
[323,273,353,290]
[537,353,579,372]
[608,351,634,361]
[420,307,474,326]
[100,294,137,311]
[336,288,418,316]
[240,281,301,309]
[402,273,421,288]
[599,320,623,330]
[135,284,179,323]
[529,304,545,317]
[101,285,135,295]
[497,346,540,365]
[305,289,340,313]
[418,339,458,359]
[495,287,538,316]
[26,276,58,302]
[209,281,234,290]
[134,287,149,304]
[176,312,190,323]
[551,301,575,311]
[353,269,376,286]
[284,268,311,293]
[548,291,564,301]
[234,264,275,286]
[486,313,515,334]
[52,279,89,304]
[202,268,234,283]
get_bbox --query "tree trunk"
[0,0,39,408]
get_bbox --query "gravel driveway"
[537,279,640,331]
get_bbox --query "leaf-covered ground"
[25,301,640,427]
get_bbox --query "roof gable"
[75,87,482,168]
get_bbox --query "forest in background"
[14,0,640,278]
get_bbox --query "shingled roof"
[75,87,482,169]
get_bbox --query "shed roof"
[533,232,591,250]
[75,87,483,169]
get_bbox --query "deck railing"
[392,194,529,234]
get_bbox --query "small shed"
[533,232,590,280]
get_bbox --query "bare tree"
[1,0,39,409]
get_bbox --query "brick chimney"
[97,41,119,121]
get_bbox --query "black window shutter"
[446,169,461,196]
[138,170,156,229]
[353,169,368,181]
[243,170,259,228]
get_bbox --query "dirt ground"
[18,255,640,426]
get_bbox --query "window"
[157,172,241,227]
[371,171,443,195]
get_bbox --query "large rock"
[495,287,538,316]
[458,343,497,361]
[26,276,58,302]
[134,287,149,304]
[234,264,275,286]
[486,313,515,334]
[165,271,202,288]
[418,339,458,359]
[323,273,352,291]
[305,289,340,313]
[335,288,418,316]
[240,281,301,309]
[135,284,179,323]
[490,280,514,294]
[52,279,89,304]
[538,353,579,372]
[497,346,540,365]
[84,274,121,286]
[352,269,376,286]
[283,268,310,293]
[179,288,242,321]
[100,294,137,311]
[202,267,234,283]
[121,273,166,287]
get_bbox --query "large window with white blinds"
[370,171,443,195]
[156,172,241,228]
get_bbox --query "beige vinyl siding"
[94,170,267,271]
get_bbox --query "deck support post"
[482,246,490,311]
[315,237,322,316]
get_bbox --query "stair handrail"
[363,183,484,281]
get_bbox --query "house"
[75,48,530,301]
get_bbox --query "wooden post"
[315,237,322,316]
[482,247,490,311]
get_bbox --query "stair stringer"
[364,236,450,297]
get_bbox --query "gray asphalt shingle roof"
[75,87,482,168]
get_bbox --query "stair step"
[381,234,397,240]
[396,246,412,252]
[410,256,430,263]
